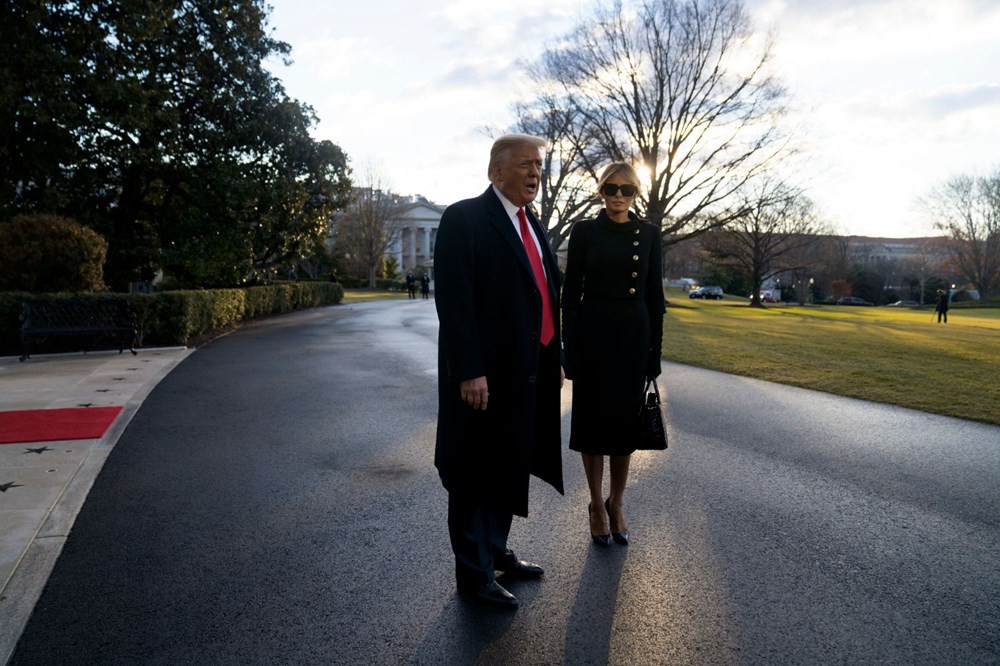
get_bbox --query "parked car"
[887,300,919,307]
[690,286,724,300]
[836,296,874,306]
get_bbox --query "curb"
[0,348,192,665]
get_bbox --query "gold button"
[632,255,639,261]
[629,288,636,294]
[633,241,639,246]
[631,272,638,278]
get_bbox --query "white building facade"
[389,200,444,276]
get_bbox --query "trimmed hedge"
[951,296,1000,308]
[0,282,344,356]
[337,276,408,291]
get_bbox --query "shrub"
[0,215,108,292]
[376,278,408,291]
[0,282,344,356]
[337,276,408,291]
[830,279,851,300]
[337,275,367,288]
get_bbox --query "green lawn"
[341,288,410,304]
[662,290,1000,425]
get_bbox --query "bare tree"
[896,240,950,305]
[510,94,603,250]
[924,169,1000,298]
[333,168,403,288]
[530,0,788,246]
[811,234,851,300]
[701,179,824,307]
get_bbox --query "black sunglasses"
[601,183,637,197]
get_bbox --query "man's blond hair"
[488,134,548,181]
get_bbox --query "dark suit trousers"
[446,341,558,589]
[447,492,518,589]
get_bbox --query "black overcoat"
[434,186,564,517]
[561,210,665,455]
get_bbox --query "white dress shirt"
[492,185,547,275]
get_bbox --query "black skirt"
[569,298,649,455]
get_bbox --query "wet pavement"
[0,348,191,662]
[4,300,1000,664]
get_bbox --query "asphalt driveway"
[11,300,1000,664]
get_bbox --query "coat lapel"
[483,187,536,281]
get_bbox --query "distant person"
[935,289,949,324]
[433,133,564,609]
[420,273,430,299]
[561,161,665,547]
[406,271,416,299]
[328,268,339,283]
[287,267,297,281]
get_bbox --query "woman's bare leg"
[607,454,631,534]
[582,453,609,535]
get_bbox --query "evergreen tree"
[1,0,352,289]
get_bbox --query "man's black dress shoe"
[458,580,519,609]
[496,559,544,578]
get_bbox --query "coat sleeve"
[561,223,585,380]
[434,203,485,383]
[645,224,665,379]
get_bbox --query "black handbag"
[637,378,668,450]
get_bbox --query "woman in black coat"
[562,162,664,546]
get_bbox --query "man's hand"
[460,376,489,410]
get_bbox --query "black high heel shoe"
[606,497,629,545]
[588,503,611,546]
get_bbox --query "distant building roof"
[392,200,445,218]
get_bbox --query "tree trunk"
[748,278,765,308]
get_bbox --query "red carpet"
[0,406,123,444]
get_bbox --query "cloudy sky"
[264,0,1000,239]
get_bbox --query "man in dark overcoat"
[406,271,416,299]
[434,134,565,609]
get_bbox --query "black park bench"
[19,298,138,362]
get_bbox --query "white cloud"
[293,36,388,81]
[432,0,582,50]
[742,0,1000,235]
[267,0,1000,237]
[916,84,1000,118]
[402,59,522,95]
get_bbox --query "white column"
[408,226,416,269]
[422,227,431,265]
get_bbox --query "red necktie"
[517,208,554,346]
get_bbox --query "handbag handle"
[641,378,661,413]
